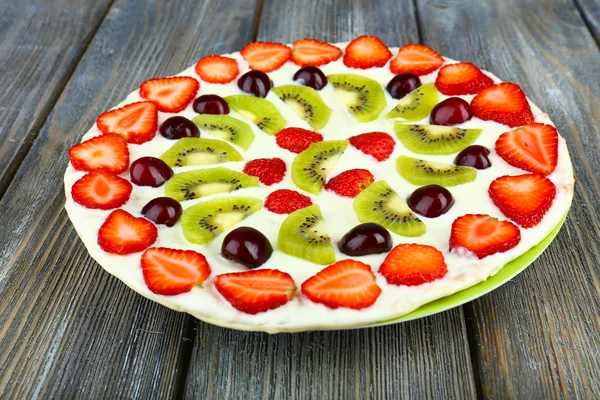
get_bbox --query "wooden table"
[1,0,599,397]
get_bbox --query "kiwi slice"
[385,84,440,121]
[291,140,349,194]
[353,180,425,237]
[277,204,336,265]
[396,156,476,186]
[165,167,259,201]
[182,197,262,245]
[394,123,482,155]
[271,85,331,130]
[191,115,254,150]
[327,74,386,122]
[160,138,243,167]
[224,95,286,135]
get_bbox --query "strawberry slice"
[240,42,291,72]
[243,158,287,186]
[343,36,392,69]
[449,214,521,259]
[489,174,556,228]
[495,123,558,175]
[435,62,494,95]
[291,39,342,67]
[195,55,239,84]
[71,171,132,210]
[214,269,296,314]
[470,83,534,128]
[379,244,447,286]
[390,44,444,76]
[325,169,374,198]
[96,102,158,144]
[301,259,382,310]
[139,76,200,113]
[69,133,130,173]
[98,209,158,255]
[141,247,211,296]
[264,189,313,214]
[348,131,395,161]
[275,127,323,154]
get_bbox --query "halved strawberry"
[489,174,556,228]
[240,42,291,72]
[495,123,558,175]
[470,83,534,128]
[291,39,342,67]
[243,158,287,186]
[324,169,374,198]
[275,127,323,154]
[348,131,395,161]
[435,62,494,95]
[69,133,130,173]
[71,171,132,210]
[449,214,521,259]
[139,76,199,113]
[96,102,158,144]
[141,247,211,296]
[301,259,382,310]
[98,209,158,255]
[195,55,239,84]
[390,44,444,76]
[343,36,392,69]
[214,269,296,314]
[379,244,447,286]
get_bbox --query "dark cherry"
[293,66,328,90]
[407,185,455,218]
[141,197,183,227]
[455,145,492,169]
[221,226,273,269]
[237,70,272,98]
[386,73,422,99]
[159,116,200,140]
[130,157,173,187]
[193,94,230,115]
[338,223,392,257]
[430,97,473,126]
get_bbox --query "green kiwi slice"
[165,167,259,201]
[385,84,440,121]
[394,123,482,155]
[396,156,476,186]
[160,138,243,167]
[291,140,349,194]
[277,204,336,265]
[224,95,286,135]
[271,85,331,130]
[353,180,425,237]
[191,115,254,150]
[182,196,262,245]
[327,74,386,122]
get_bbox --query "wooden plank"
[575,0,600,43]
[416,0,600,397]
[0,0,260,397]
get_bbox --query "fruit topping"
[338,223,392,256]
[271,84,331,130]
[495,123,558,175]
[291,140,348,194]
[407,185,454,218]
[160,138,243,167]
[379,244,447,286]
[301,259,382,310]
[96,102,158,144]
[430,97,473,126]
[139,76,199,113]
[240,42,291,72]
[214,269,296,314]
[192,114,254,150]
[194,55,239,84]
[98,209,157,255]
[343,36,392,69]
[291,39,342,67]
[435,62,493,95]
[221,226,273,269]
[68,133,129,173]
[328,74,386,122]
[159,116,200,139]
[470,82,534,128]
[141,197,183,227]
[237,70,273,98]
[396,156,477,187]
[386,73,422,99]
[394,123,482,155]
[449,214,521,259]
[225,95,286,135]
[193,94,230,115]
[165,167,259,201]
[385,83,440,121]
[264,189,313,214]
[348,131,395,162]
[275,127,323,154]
[390,44,444,76]
[243,158,287,186]
[324,169,375,198]
[293,66,328,90]
[488,173,556,228]
[455,145,491,169]
[130,156,173,187]
[71,171,132,210]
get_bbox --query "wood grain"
[575,0,600,43]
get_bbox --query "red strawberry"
[489,174,556,228]
[291,39,342,67]
[390,44,444,76]
[495,123,558,175]
[71,171,132,210]
[265,189,313,214]
[348,131,395,161]
[325,169,374,198]
[240,42,291,72]
[275,127,323,154]
[195,55,239,84]
[301,259,382,310]
[243,158,286,185]
[343,36,392,69]
[139,76,199,113]
[470,83,534,128]
[96,102,158,144]
[98,209,158,255]
[141,247,211,296]
[214,269,296,314]
[379,244,447,286]
[435,62,494,95]
[69,133,130,173]
[449,214,521,259]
